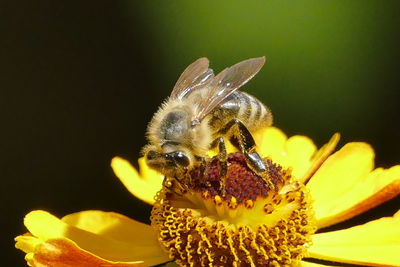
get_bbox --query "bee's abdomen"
[236,91,272,130]
[209,91,272,133]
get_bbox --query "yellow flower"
[15,127,400,266]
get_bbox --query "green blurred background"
[2,1,399,265]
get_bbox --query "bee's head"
[142,144,192,176]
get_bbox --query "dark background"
[2,1,399,266]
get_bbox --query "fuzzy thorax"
[146,97,212,157]
[151,153,316,267]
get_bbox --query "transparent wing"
[195,56,266,121]
[170,57,214,100]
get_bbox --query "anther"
[245,199,254,209]
[214,195,223,206]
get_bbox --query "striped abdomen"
[208,91,273,133]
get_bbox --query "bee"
[142,57,273,192]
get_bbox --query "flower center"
[151,153,316,267]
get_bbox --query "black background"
[2,2,399,266]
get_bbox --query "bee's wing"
[170,57,215,100]
[195,57,266,121]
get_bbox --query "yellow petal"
[284,135,317,179]
[16,235,143,267]
[300,133,340,183]
[308,210,400,266]
[307,143,375,224]
[257,127,288,163]
[257,127,338,182]
[316,165,400,228]
[62,210,159,246]
[257,127,298,172]
[300,261,336,267]
[138,157,164,186]
[15,234,42,254]
[111,157,162,205]
[21,210,169,266]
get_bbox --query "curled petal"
[16,235,143,267]
[16,210,170,267]
[61,210,162,247]
[300,133,340,183]
[307,142,400,228]
[317,165,400,228]
[308,210,400,266]
[111,157,162,205]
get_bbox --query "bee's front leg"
[162,176,184,196]
[210,137,228,195]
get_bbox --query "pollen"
[151,153,316,267]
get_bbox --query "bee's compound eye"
[173,151,190,167]
[146,150,159,161]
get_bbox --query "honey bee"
[142,57,273,192]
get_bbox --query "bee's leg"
[194,155,207,184]
[219,119,274,190]
[162,176,180,195]
[211,137,228,195]
[162,175,185,196]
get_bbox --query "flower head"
[152,153,315,266]
[15,127,400,266]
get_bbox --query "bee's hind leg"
[219,119,275,190]
[210,137,228,196]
